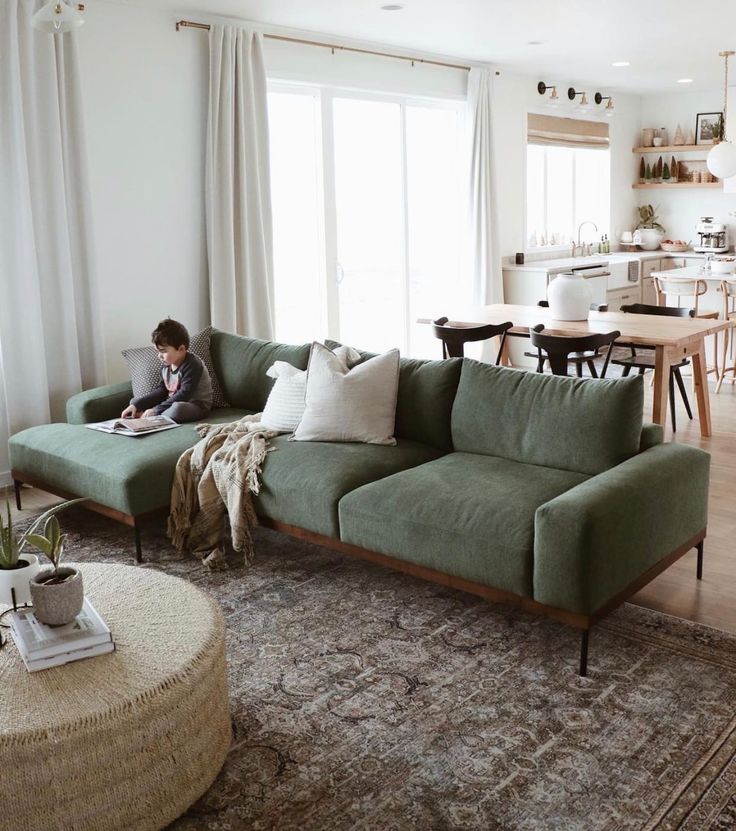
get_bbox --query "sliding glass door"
[268,83,467,357]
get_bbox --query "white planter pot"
[633,229,663,251]
[0,554,41,607]
[547,272,592,321]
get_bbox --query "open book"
[86,415,179,437]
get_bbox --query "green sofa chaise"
[9,330,710,675]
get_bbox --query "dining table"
[432,304,730,437]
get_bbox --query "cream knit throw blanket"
[168,414,278,568]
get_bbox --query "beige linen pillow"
[260,345,360,433]
[292,342,400,445]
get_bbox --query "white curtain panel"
[206,25,275,339]
[467,67,502,305]
[0,0,104,477]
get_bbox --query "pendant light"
[31,0,85,33]
[707,51,736,180]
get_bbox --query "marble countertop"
[504,250,709,273]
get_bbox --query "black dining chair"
[524,301,610,377]
[529,325,620,378]
[610,303,694,432]
[432,317,514,364]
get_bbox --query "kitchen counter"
[504,250,708,273]
[650,265,734,281]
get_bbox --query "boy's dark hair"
[151,318,190,350]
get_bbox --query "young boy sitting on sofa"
[121,318,213,423]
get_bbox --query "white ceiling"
[114,0,736,93]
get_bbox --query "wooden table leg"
[692,338,713,437]
[652,345,670,429]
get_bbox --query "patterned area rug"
[19,508,736,830]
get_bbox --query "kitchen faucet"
[574,221,599,257]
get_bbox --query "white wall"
[78,2,209,383]
[492,73,641,260]
[638,88,736,244]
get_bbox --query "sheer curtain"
[205,25,275,339]
[467,67,502,305]
[0,0,104,481]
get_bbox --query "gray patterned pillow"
[122,326,229,407]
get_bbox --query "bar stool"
[716,278,736,393]
[524,301,610,376]
[432,317,513,363]
[529,325,620,378]
[611,303,694,432]
[654,276,719,383]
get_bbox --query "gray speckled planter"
[30,567,84,626]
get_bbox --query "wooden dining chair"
[611,303,695,432]
[529,325,620,378]
[524,301,610,376]
[432,317,513,363]
[716,279,736,393]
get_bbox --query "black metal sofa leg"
[696,540,704,580]
[133,521,143,564]
[579,629,590,677]
[14,479,22,511]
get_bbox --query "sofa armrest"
[66,382,133,424]
[533,443,710,616]
[639,423,664,452]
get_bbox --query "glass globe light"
[707,140,736,180]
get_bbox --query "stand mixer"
[694,216,729,253]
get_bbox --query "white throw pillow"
[260,346,360,433]
[292,342,400,445]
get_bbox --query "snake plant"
[0,499,86,570]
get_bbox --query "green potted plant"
[0,499,85,609]
[28,507,87,626]
[634,204,666,250]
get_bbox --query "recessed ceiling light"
[677,78,694,84]
[612,61,630,67]
[380,4,404,9]
[527,40,544,46]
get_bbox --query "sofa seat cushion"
[9,408,252,516]
[254,437,445,538]
[338,452,589,598]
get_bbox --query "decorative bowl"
[660,242,690,253]
[711,257,736,274]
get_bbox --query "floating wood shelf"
[632,145,702,153]
[632,182,721,189]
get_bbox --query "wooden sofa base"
[11,473,706,676]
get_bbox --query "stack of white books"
[10,598,115,672]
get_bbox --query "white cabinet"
[642,277,657,306]
[660,257,687,270]
[606,286,639,312]
[641,259,661,278]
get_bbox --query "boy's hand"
[142,409,158,418]
[121,405,139,419]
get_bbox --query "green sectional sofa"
[9,330,710,675]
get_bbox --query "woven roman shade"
[528,114,609,149]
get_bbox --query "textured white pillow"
[292,342,400,445]
[260,345,360,433]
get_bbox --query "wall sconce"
[537,81,559,103]
[595,92,615,117]
[567,87,589,109]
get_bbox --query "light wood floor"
[4,380,736,634]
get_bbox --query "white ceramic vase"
[547,272,592,321]
[0,554,41,607]
[633,229,663,251]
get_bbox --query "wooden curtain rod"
[175,20,472,72]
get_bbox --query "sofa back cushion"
[210,330,311,412]
[325,340,462,451]
[451,362,644,476]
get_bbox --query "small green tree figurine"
[662,162,671,182]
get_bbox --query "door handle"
[336,262,345,286]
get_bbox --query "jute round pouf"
[0,563,231,831]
